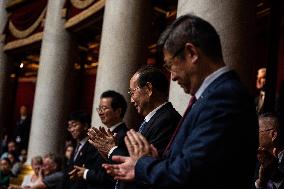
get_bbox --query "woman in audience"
[8,156,42,189]
[21,156,43,188]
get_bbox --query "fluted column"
[169,0,255,114]
[27,0,76,160]
[91,0,151,128]
[0,0,11,129]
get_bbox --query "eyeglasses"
[163,45,185,71]
[259,128,274,133]
[128,87,140,96]
[96,106,111,113]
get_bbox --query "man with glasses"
[69,91,129,189]
[89,66,181,189]
[102,14,258,189]
[255,114,284,189]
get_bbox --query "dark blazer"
[116,102,181,189]
[135,70,259,189]
[65,138,113,189]
[15,116,31,150]
[85,123,128,189]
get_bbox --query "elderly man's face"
[129,73,151,117]
[163,47,199,95]
[258,119,275,151]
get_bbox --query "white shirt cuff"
[108,146,118,159]
[83,169,89,180]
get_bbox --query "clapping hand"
[88,126,117,159]
[102,129,158,181]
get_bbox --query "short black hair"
[68,111,91,128]
[100,90,127,119]
[158,13,223,62]
[136,65,169,97]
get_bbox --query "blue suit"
[135,70,258,189]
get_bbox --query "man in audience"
[255,114,284,189]
[89,66,181,189]
[26,153,64,189]
[256,68,266,114]
[72,91,128,189]
[102,14,258,189]
[0,158,12,189]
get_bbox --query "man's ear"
[272,130,278,142]
[114,108,122,118]
[185,42,199,63]
[145,82,153,97]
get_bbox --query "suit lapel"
[141,102,172,136]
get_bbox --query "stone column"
[91,0,151,128]
[27,0,76,160]
[0,0,11,129]
[169,0,255,114]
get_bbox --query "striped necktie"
[138,120,147,133]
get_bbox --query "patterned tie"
[138,120,147,133]
[163,96,197,155]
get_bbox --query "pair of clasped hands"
[86,127,158,181]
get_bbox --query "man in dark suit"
[88,66,181,188]
[71,91,128,189]
[14,105,31,150]
[102,14,258,189]
[65,111,113,189]
[256,114,284,189]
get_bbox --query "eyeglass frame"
[96,106,112,113]
[259,128,274,133]
[163,45,185,71]
[128,86,140,97]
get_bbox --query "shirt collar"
[278,149,284,162]
[144,102,167,122]
[109,122,124,132]
[78,136,89,146]
[195,66,231,99]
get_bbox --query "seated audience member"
[8,156,43,189]
[18,149,27,164]
[1,142,19,160]
[0,158,12,189]
[26,153,64,189]
[256,113,284,189]
[7,152,22,177]
[21,156,43,188]
[63,144,74,169]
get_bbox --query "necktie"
[138,120,147,133]
[163,96,197,155]
[73,142,81,160]
[114,121,147,189]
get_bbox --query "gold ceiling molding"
[65,0,105,29]
[4,32,43,51]
[6,0,26,9]
[71,0,96,9]
[8,7,47,39]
